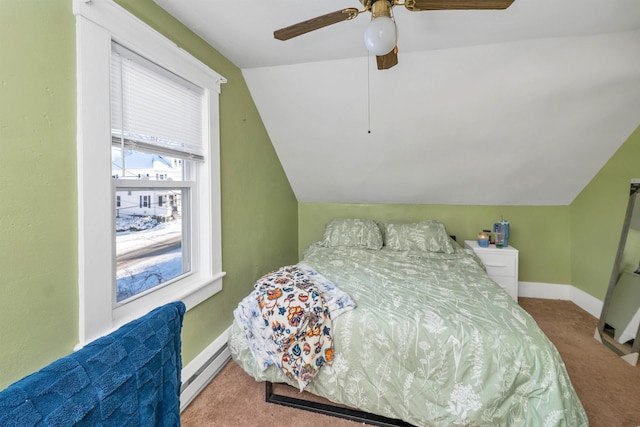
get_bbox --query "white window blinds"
[110,42,205,160]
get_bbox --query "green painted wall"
[570,125,640,300]
[0,0,78,390]
[0,0,298,390]
[298,203,570,284]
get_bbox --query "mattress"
[229,242,588,426]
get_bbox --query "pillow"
[384,221,455,254]
[320,218,383,250]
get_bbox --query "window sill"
[113,272,225,329]
[76,272,224,350]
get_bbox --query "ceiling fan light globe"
[364,16,397,56]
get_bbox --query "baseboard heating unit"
[180,328,231,411]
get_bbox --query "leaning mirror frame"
[595,179,640,366]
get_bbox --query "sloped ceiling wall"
[244,30,640,205]
[154,0,640,206]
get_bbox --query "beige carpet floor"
[181,297,640,426]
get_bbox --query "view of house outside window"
[112,147,189,303]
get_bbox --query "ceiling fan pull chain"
[367,52,372,134]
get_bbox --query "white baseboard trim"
[180,325,232,412]
[519,281,603,319]
[569,286,604,319]
[519,281,571,300]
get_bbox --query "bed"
[228,219,588,426]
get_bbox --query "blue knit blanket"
[0,301,186,426]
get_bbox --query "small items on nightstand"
[477,231,490,247]
[494,217,510,248]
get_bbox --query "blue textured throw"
[0,301,186,426]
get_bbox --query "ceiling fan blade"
[274,8,360,41]
[404,0,514,11]
[376,47,398,70]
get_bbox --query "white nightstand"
[464,240,519,302]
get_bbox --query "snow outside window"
[74,0,226,346]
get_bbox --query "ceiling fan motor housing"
[370,0,393,18]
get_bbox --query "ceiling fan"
[274,0,515,70]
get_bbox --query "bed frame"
[265,381,412,426]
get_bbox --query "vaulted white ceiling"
[153,0,640,205]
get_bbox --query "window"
[110,42,205,304]
[74,0,226,345]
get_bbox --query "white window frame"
[74,0,226,346]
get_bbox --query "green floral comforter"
[228,244,588,427]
